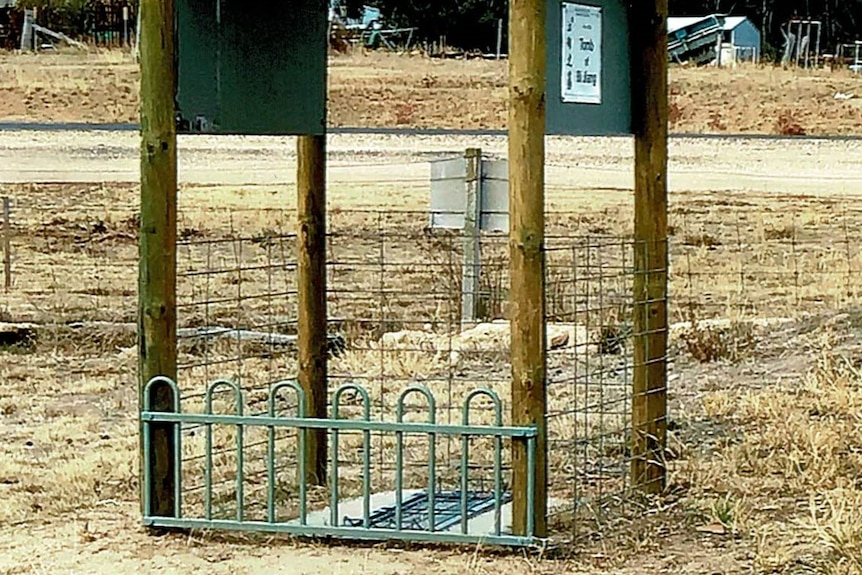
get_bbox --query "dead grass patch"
[1,51,862,134]
[681,340,862,574]
[677,321,756,363]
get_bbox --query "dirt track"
[1,130,861,199]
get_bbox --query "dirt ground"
[2,140,862,572]
[1,50,862,574]
[0,50,860,135]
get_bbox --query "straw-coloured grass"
[3,176,862,571]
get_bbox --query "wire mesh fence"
[2,150,861,541]
[171,206,643,529]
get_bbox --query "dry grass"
[1,50,861,134]
[676,336,862,574]
[2,157,862,570]
[0,50,138,123]
[1,37,861,575]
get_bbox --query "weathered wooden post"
[631,0,669,494]
[139,0,178,517]
[297,134,328,486]
[462,147,482,326]
[123,5,130,49]
[20,9,34,51]
[3,197,10,292]
[509,0,548,537]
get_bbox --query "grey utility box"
[430,157,509,233]
[545,0,632,136]
[174,0,327,135]
[430,152,509,325]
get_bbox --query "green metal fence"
[141,376,539,547]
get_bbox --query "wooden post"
[496,19,504,60]
[462,148,482,326]
[3,197,10,293]
[20,10,33,51]
[123,5,130,48]
[508,0,547,537]
[134,6,142,61]
[630,0,669,495]
[139,0,178,518]
[297,134,328,486]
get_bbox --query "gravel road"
[1,130,861,196]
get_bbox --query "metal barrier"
[141,377,539,547]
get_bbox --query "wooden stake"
[508,0,547,537]
[297,134,328,486]
[462,147,482,326]
[631,0,669,495]
[496,19,504,60]
[3,197,10,292]
[139,0,178,518]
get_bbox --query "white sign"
[561,3,602,105]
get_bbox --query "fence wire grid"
[3,151,862,542]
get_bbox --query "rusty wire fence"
[2,154,862,541]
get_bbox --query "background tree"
[345,0,507,52]
[12,0,862,58]
[354,0,860,57]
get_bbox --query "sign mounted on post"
[561,3,602,105]
[546,0,631,136]
[174,0,327,136]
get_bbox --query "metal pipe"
[460,433,469,534]
[428,433,436,531]
[141,413,537,438]
[266,420,275,523]
[268,380,306,524]
[144,517,538,547]
[142,412,152,516]
[332,384,370,528]
[298,417,307,525]
[175,417,183,518]
[236,416,244,522]
[395,429,403,530]
[397,385,436,531]
[204,379,244,521]
[330,420,339,528]
[526,438,536,537]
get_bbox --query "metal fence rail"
[141,376,539,547]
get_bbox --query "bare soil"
[0,50,860,135]
[1,51,862,574]
[2,169,862,572]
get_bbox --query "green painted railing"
[141,377,540,547]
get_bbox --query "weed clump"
[678,321,756,363]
